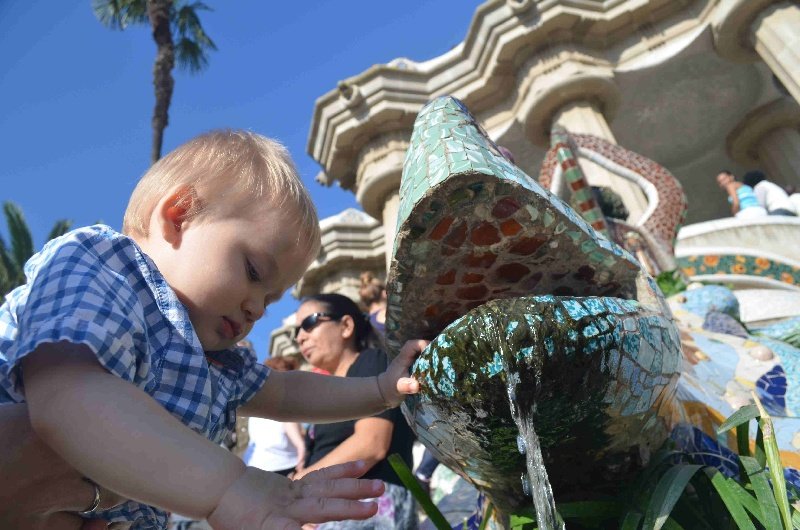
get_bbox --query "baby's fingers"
[398,339,429,366]
[299,477,384,501]
[287,497,379,525]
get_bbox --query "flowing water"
[506,371,565,530]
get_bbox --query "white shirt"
[789,193,800,214]
[244,417,300,472]
[754,181,796,214]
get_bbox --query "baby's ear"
[158,186,200,245]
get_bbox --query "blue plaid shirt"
[0,225,270,529]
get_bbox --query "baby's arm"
[22,341,244,519]
[241,339,427,422]
[23,342,385,528]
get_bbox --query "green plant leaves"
[387,453,452,530]
[655,270,687,297]
[740,455,781,528]
[717,404,759,435]
[707,469,757,530]
[641,464,703,530]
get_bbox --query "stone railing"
[675,216,800,291]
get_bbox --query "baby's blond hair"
[123,129,320,262]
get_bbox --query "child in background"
[0,130,425,530]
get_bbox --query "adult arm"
[0,403,124,530]
[241,340,427,422]
[293,417,393,480]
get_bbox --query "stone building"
[270,0,800,356]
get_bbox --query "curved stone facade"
[270,0,800,356]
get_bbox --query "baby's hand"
[208,461,384,530]
[378,339,429,407]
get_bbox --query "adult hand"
[0,403,125,530]
[208,460,384,530]
[379,339,429,406]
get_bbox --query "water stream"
[506,371,565,530]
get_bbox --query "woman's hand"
[378,339,429,407]
[208,461,384,530]
[0,404,125,530]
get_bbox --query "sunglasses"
[292,312,342,341]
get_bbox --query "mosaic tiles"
[387,97,645,358]
[387,96,682,513]
[387,97,800,524]
[404,296,681,512]
[677,254,800,287]
[669,285,800,479]
[538,131,688,257]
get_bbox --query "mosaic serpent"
[385,97,684,515]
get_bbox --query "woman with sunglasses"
[292,293,417,530]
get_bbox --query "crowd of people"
[716,169,799,219]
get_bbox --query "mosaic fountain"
[385,97,800,528]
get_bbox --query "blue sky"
[0,1,480,360]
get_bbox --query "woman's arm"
[293,417,394,480]
[241,340,427,422]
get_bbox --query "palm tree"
[92,0,216,164]
[0,202,71,296]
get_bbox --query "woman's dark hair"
[742,170,766,188]
[302,293,382,351]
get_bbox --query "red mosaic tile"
[500,218,522,236]
[491,197,521,218]
[471,222,501,246]
[429,216,454,241]
[436,269,456,285]
[509,236,547,255]
[495,263,530,282]
[464,251,498,268]
[462,272,484,284]
[455,284,489,300]
[443,221,467,247]
[424,304,439,318]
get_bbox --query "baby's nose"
[244,300,265,322]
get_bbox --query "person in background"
[497,145,516,164]
[293,293,417,529]
[716,170,767,219]
[742,170,797,216]
[359,271,387,337]
[245,355,307,476]
[413,449,441,498]
[786,184,800,216]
